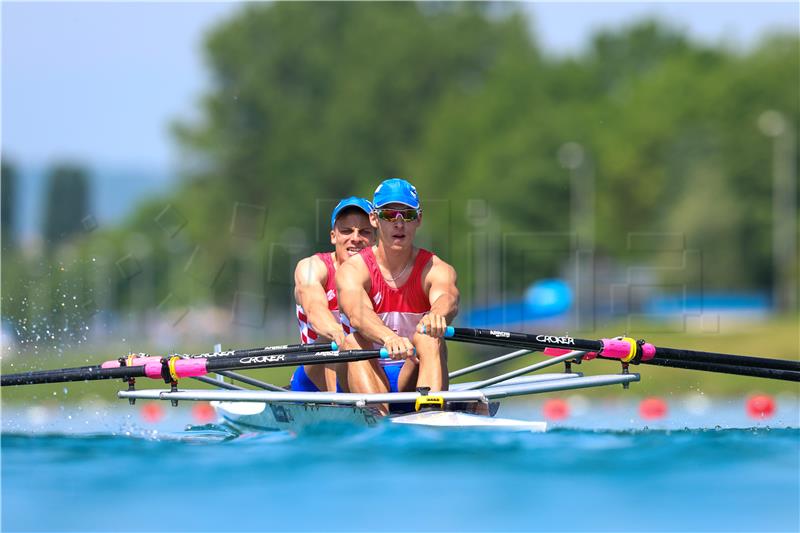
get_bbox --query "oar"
[0,341,337,387]
[642,358,800,381]
[0,347,386,387]
[443,327,800,382]
[100,341,339,368]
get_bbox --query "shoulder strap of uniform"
[314,252,336,286]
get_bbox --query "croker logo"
[535,335,575,345]
[239,355,286,364]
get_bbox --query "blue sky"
[2,1,798,171]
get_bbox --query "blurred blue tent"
[462,279,572,328]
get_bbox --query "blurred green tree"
[42,163,91,250]
[13,5,789,323]
[1,158,17,251]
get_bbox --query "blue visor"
[331,196,374,229]
[373,178,420,209]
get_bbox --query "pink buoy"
[192,402,217,423]
[639,397,668,420]
[140,402,165,423]
[746,394,776,419]
[543,398,570,420]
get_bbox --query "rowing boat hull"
[118,373,638,433]
[214,401,547,433]
[215,400,381,432]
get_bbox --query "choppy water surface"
[2,402,799,532]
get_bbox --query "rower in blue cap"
[336,179,460,412]
[290,196,375,392]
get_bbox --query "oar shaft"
[203,349,385,374]
[3,342,338,385]
[99,342,336,369]
[445,326,799,381]
[1,365,147,386]
[0,348,386,387]
[653,346,800,372]
[447,327,604,353]
[177,342,337,360]
[643,358,800,382]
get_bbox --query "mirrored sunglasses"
[375,208,420,222]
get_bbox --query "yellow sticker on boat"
[415,395,445,411]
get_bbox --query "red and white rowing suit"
[295,252,350,344]
[342,247,433,367]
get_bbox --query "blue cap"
[330,196,374,229]
[373,178,420,209]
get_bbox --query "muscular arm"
[335,257,396,346]
[419,257,460,337]
[294,256,344,344]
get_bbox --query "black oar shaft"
[449,327,603,353]
[203,349,384,373]
[1,365,146,386]
[653,347,799,372]
[1,348,385,387]
[445,326,799,381]
[0,342,337,388]
[643,358,800,382]
[181,342,336,359]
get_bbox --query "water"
[2,401,798,532]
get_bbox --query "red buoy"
[140,402,165,423]
[542,398,570,420]
[192,402,217,423]
[639,397,668,420]
[746,394,776,419]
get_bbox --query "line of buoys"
[139,401,218,423]
[637,394,779,420]
[137,395,778,424]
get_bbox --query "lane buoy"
[746,394,775,419]
[542,398,570,420]
[192,402,217,423]
[140,402,165,423]
[639,397,668,420]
